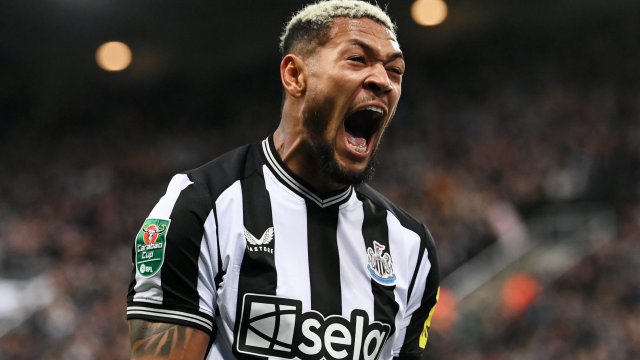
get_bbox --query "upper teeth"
[362,106,384,114]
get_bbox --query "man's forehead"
[328,17,400,48]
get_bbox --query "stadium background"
[1,0,639,358]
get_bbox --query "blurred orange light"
[411,0,448,27]
[501,273,541,317]
[432,287,457,333]
[96,41,132,72]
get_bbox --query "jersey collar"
[261,136,353,208]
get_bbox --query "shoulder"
[181,141,265,200]
[355,183,436,250]
[154,141,264,216]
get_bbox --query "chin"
[315,142,377,186]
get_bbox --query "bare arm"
[129,319,210,360]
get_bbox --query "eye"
[387,67,403,75]
[347,55,366,63]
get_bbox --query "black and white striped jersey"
[127,136,440,359]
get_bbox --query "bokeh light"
[411,0,448,26]
[432,287,457,333]
[501,273,542,317]
[96,41,132,72]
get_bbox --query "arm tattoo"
[129,320,190,358]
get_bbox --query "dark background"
[1,0,639,358]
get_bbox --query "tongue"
[346,132,367,153]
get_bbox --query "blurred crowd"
[1,6,639,360]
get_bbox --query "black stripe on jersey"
[359,194,399,337]
[237,169,277,295]
[186,143,259,297]
[161,181,212,310]
[127,246,137,301]
[212,205,225,316]
[306,203,342,315]
[233,166,277,359]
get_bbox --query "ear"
[280,54,306,97]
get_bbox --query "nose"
[363,64,392,95]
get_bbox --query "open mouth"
[344,106,385,154]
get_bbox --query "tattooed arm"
[129,320,210,360]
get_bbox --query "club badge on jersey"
[366,241,397,286]
[135,218,171,278]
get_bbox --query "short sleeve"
[127,173,218,336]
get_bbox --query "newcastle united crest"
[366,241,397,286]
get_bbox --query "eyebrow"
[348,39,404,62]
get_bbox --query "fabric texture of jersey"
[127,136,440,359]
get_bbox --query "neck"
[273,121,347,193]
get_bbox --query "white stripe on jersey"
[387,211,423,307]
[391,247,432,356]
[263,165,313,310]
[133,174,193,303]
[386,211,431,356]
[197,210,217,316]
[212,180,245,338]
[337,194,375,317]
[406,247,432,315]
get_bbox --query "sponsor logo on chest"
[244,226,275,254]
[237,293,391,360]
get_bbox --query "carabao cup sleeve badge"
[135,218,171,278]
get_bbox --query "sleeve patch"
[135,218,171,278]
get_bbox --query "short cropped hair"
[279,0,396,57]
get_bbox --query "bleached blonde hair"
[279,0,396,56]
